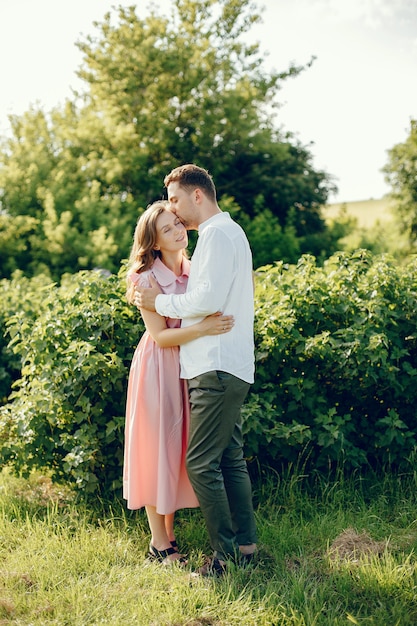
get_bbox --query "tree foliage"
[383,118,417,247]
[0,0,336,280]
[0,105,136,278]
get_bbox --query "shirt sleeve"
[155,227,235,319]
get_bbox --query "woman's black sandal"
[148,544,187,565]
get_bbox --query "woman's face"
[155,210,188,254]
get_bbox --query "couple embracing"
[123,164,257,577]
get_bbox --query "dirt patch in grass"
[327,528,387,563]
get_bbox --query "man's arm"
[134,275,161,311]
[154,228,235,319]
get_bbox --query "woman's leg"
[145,506,186,563]
[145,505,171,550]
[145,507,184,562]
[164,512,176,544]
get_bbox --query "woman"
[123,201,234,565]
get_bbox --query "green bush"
[246,250,417,469]
[0,270,143,493]
[0,272,52,405]
[1,251,417,496]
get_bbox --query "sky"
[0,0,416,203]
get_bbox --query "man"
[135,164,257,576]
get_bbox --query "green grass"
[323,197,395,229]
[323,196,411,259]
[1,465,417,625]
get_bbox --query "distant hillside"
[323,197,395,228]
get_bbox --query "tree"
[76,0,334,229]
[0,213,38,277]
[0,104,137,278]
[383,118,417,247]
[0,0,335,279]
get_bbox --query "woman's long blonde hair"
[125,201,186,304]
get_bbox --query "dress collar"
[151,256,190,287]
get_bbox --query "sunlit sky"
[0,0,416,202]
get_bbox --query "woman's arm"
[139,307,234,348]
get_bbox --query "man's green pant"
[186,370,257,562]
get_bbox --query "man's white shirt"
[155,212,255,383]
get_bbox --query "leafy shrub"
[246,250,417,470]
[0,270,142,493]
[0,272,52,404]
[221,197,302,268]
[2,251,417,496]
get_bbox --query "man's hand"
[134,274,162,311]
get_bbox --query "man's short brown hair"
[164,164,216,202]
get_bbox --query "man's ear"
[194,188,203,203]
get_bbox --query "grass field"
[323,197,395,228]
[1,465,417,625]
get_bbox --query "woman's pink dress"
[123,257,199,513]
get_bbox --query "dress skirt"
[123,330,199,513]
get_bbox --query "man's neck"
[198,203,222,226]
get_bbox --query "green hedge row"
[1,250,416,494]
[0,270,142,493]
[249,250,417,469]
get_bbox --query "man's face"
[167,181,198,230]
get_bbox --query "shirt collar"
[199,211,230,233]
[151,256,190,287]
